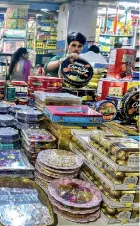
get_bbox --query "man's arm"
[46,59,61,72]
[44,56,62,74]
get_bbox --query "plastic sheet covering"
[0,127,19,143]
[17,109,44,122]
[34,91,82,105]
[0,102,11,113]
[0,114,15,127]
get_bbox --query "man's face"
[67,41,83,54]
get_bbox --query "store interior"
[0,0,139,226]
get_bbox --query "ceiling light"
[41,9,49,12]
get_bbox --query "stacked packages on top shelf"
[70,125,139,225]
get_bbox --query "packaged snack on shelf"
[0,115,15,127]
[102,121,139,137]
[70,141,139,191]
[44,105,103,125]
[71,129,139,172]
[107,49,137,80]
[101,210,139,224]
[81,170,139,209]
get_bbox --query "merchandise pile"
[0,127,34,178]
[35,149,83,187]
[21,128,57,165]
[34,91,82,111]
[48,178,102,223]
[34,90,102,150]
[70,124,139,224]
[15,108,44,130]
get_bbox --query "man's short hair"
[88,45,100,54]
[67,32,86,45]
[114,42,122,48]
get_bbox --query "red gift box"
[97,79,126,100]
[107,49,137,80]
[28,76,63,91]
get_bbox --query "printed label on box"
[127,154,140,167]
[120,194,134,203]
[124,176,138,185]
[118,211,131,220]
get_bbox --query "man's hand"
[67,53,79,60]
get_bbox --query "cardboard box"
[107,49,137,80]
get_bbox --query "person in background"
[9,47,32,82]
[114,41,123,49]
[44,32,86,77]
[80,44,108,64]
[88,45,100,54]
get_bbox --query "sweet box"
[28,76,63,92]
[60,58,93,89]
[97,78,126,100]
[88,100,117,122]
[44,106,103,125]
[107,49,137,80]
[106,96,121,109]
[71,129,139,172]
[119,90,139,120]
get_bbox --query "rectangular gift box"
[44,105,103,125]
[107,49,137,80]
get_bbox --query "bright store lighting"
[98,9,125,15]
[119,2,140,8]
[41,9,49,12]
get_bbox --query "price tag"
[121,219,127,224]
[127,184,135,189]
[125,203,133,208]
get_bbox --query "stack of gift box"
[69,126,139,224]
